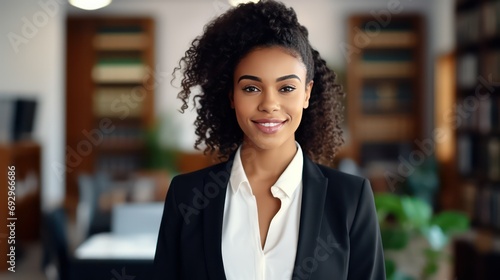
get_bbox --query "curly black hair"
[174,0,344,165]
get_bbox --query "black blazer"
[153,152,385,280]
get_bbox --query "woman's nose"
[258,91,280,113]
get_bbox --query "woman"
[153,1,385,279]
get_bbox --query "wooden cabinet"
[65,17,155,213]
[0,141,41,271]
[344,15,425,192]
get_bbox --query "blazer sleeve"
[153,177,181,279]
[347,179,386,280]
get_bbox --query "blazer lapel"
[202,157,234,280]
[293,155,328,279]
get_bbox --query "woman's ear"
[304,80,313,109]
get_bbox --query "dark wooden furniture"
[453,0,500,278]
[0,141,41,271]
[65,17,155,214]
[343,14,425,192]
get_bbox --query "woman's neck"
[239,139,298,183]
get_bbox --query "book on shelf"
[457,134,473,175]
[478,98,493,133]
[483,0,500,39]
[488,138,500,181]
[456,98,482,132]
[496,98,500,131]
[462,182,477,219]
[466,104,479,131]
[356,115,415,141]
[92,58,147,83]
[361,31,417,48]
[97,25,144,33]
[477,187,492,226]
[462,182,500,230]
[93,87,144,118]
[361,50,414,78]
[360,19,413,32]
[456,8,481,45]
[495,98,500,131]
[484,50,500,84]
[362,81,412,114]
[361,62,414,78]
[359,20,416,48]
[93,25,148,50]
[93,33,149,50]
[474,186,500,230]
[93,26,149,50]
[457,54,478,89]
[457,96,500,132]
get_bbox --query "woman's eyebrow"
[276,74,301,82]
[237,74,301,83]
[238,75,261,83]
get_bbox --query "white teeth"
[259,122,281,127]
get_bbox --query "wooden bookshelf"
[454,0,500,233]
[453,0,500,279]
[344,14,424,192]
[65,17,155,214]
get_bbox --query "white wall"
[0,0,66,211]
[0,0,455,210]
[431,0,455,56]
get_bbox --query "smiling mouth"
[252,119,287,134]
[255,122,284,127]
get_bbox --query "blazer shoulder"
[173,160,229,181]
[315,163,367,187]
[312,163,372,205]
[169,160,232,197]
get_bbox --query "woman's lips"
[252,119,287,134]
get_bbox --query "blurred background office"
[0,0,498,279]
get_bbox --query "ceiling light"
[69,0,112,10]
[228,0,260,7]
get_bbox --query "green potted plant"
[375,193,469,280]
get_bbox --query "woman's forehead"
[234,47,307,80]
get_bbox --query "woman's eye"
[243,86,260,92]
[280,86,296,93]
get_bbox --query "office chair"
[41,207,70,280]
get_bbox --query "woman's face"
[232,46,313,152]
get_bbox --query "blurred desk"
[111,202,163,236]
[70,202,163,279]
[71,233,157,280]
[75,232,157,259]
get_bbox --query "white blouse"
[221,144,304,280]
